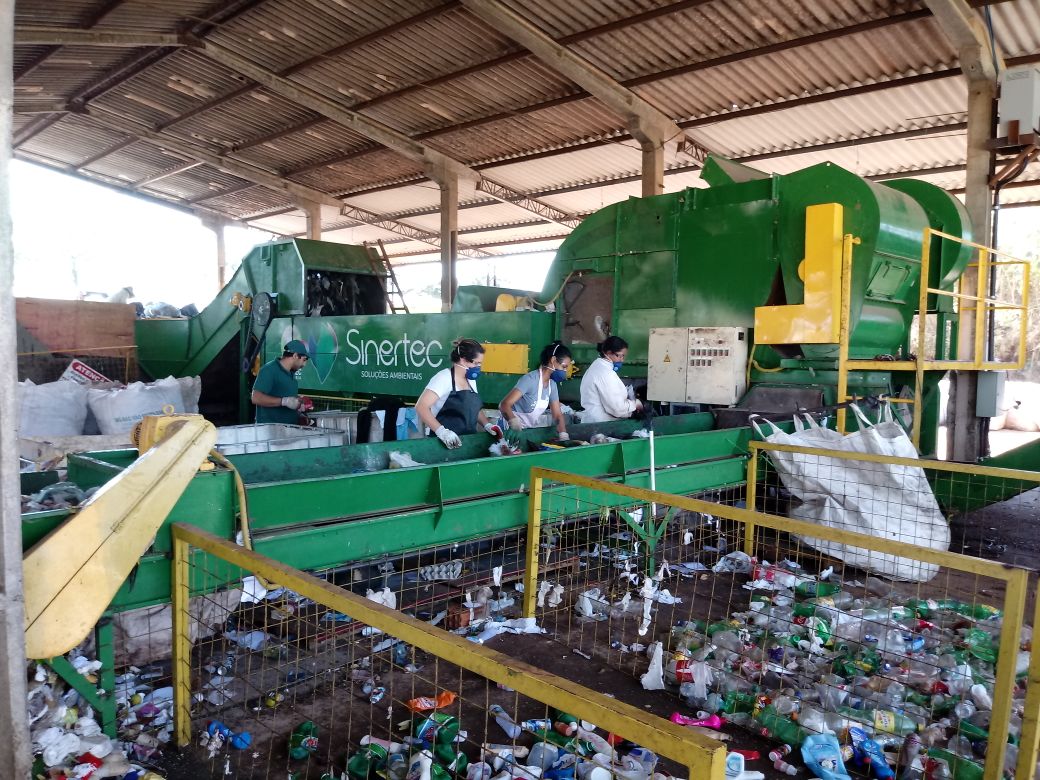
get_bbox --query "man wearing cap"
[251,339,310,424]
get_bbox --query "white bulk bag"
[87,380,185,435]
[18,379,90,437]
[752,404,948,582]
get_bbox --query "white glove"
[507,417,523,432]
[435,426,462,449]
[280,396,301,410]
[558,431,570,441]
[626,384,636,401]
[484,423,503,438]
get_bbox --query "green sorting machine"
[25,155,999,732]
[136,156,972,455]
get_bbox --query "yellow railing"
[171,523,728,779]
[837,228,1030,447]
[523,467,1030,780]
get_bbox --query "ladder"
[365,239,409,314]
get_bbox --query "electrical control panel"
[648,327,749,405]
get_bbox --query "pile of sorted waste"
[343,704,665,780]
[22,482,95,513]
[578,551,1032,780]
[28,655,171,779]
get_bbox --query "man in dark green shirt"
[251,339,309,424]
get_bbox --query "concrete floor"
[934,425,1040,459]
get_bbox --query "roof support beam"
[83,108,485,255]
[75,136,136,170]
[133,160,203,189]
[191,38,477,186]
[87,109,344,208]
[338,203,490,259]
[14,26,186,47]
[15,0,128,81]
[475,178,581,228]
[440,175,459,309]
[191,38,514,278]
[923,0,1004,462]
[459,0,713,196]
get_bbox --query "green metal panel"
[883,179,973,295]
[135,238,381,380]
[24,416,747,613]
[243,427,745,529]
[253,457,748,572]
[617,252,676,310]
[20,470,60,494]
[264,309,555,404]
[613,308,677,360]
[674,198,778,328]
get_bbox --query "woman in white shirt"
[579,336,642,423]
[499,341,573,439]
[416,339,502,448]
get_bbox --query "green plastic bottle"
[434,743,469,775]
[753,705,808,746]
[937,599,1002,620]
[533,728,595,756]
[794,580,841,598]
[963,628,998,663]
[722,691,757,714]
[415,712,461,746]
[836,706,917,736]
[706,620,738,636]
[289,721,320,760]
[347,746,386,780]
[905,599,934,619]
[927,748,983,780]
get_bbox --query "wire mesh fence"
[523,467,1034,780]
[170,524,726,780]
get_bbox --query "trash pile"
[22,481,95,513]
[342,704,669,780]
[635,556,1030,779]
[28,658,171,779]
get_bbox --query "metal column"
[439,174,459,312]
[0,0,33,774]
[949,80,996,461]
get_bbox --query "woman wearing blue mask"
[579,336,642,423]
[499,341,574,439]
[417,338,502,448]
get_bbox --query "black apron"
[435,370,483,438]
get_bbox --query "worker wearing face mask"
[579,336,642,423]
[499,341,574,439]
[416,338,503,448]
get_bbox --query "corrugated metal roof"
[11,0,1040,257]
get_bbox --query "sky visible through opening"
[10,159,1038,316]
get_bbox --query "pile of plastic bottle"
[342,707,664,780]
[663,558,1032,780]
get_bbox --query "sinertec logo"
[342,328,445,369]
